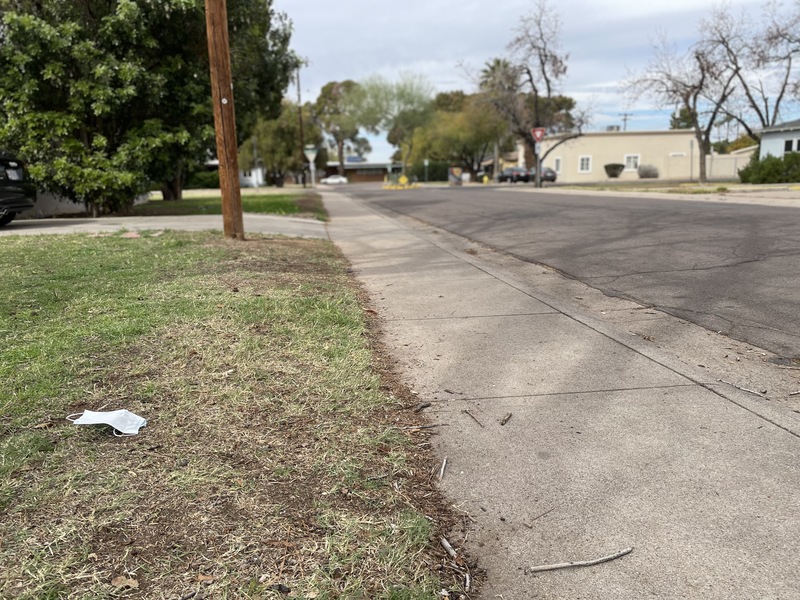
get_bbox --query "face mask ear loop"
[112,429,137,437]
[66,413,83,422]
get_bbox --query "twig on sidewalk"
[413,402,432,413]
[500,412,512,426]
[789,390,800,396]
[440,536,457,560]
[523,506,556,528]
[528,547,633,573]
[717,379,769,399]
[461,409,484,428]
[438,456,448,481]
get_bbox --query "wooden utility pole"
[296,67,306,188]
[205,0,244,239]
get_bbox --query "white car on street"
[320,175,348,185]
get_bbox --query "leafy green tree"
[409,94,507,177]
[314,81,370,175]
[238,101,322,187]
[432,90,467,113]
[226,3,297,142]
[0,0,296,211]
[670,107,697,130]
[358,73,434,171]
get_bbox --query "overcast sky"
[272,0,766,161]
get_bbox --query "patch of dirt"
[294,192,326,218]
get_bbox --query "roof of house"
[760,118,800,134]
[552,128,694,138]
[327,161,402,170]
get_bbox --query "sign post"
[305,145,318,187]
[531,128,546,188]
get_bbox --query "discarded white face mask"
[67,409,147,436]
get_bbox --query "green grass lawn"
[0,231,454,599]
[132,191,328,220]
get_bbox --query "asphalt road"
[349,185,800,359]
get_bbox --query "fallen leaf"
[111,576,139,589]
[198,574,215,583]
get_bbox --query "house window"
[578,155,592,173]
[243,170,252,177]
[624,154,640,170]
[553,157,562,173]
[785,139,796,153]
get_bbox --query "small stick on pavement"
[529,547,633,573]
[500,412,513,425]
[717,379,769,399]
[523,506,556,528]
[462,409,484,428]
[789,391,800,396]
[413,402,432,413]
[438,457,448,481]
[440,536,458,560]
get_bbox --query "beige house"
[537,129,754,184]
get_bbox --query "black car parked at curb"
[498,167,530,183]
[0,154,36,226]
[531,167,556,183]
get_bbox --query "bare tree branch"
[701,2,799,134]
[626,32,736,182]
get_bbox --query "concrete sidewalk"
[323,190,800,599]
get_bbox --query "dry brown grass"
[0,233,468,599]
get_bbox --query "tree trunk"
[695,130,708,183]
[161,161,185,201]
[493,141,500,182]
[402,141,414,175]
[337,139,346,176]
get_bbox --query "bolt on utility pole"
[205,0,244,239]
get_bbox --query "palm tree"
[479,58,519,94]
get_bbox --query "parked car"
[498,167,530,183]
[539,166,557,182]
[0,154,36,226]
[320,174,348,185]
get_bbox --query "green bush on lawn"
[739,152,800,184]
